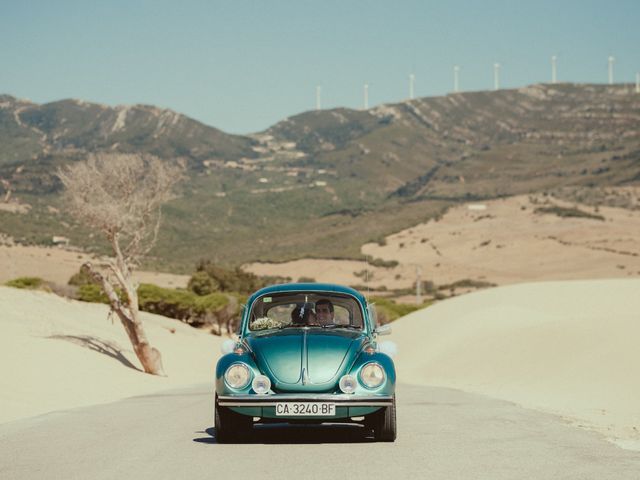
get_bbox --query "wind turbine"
[608,56,615,85]
[551,55,558,84]
[415,265,422,305]
[493,62,501,90]
[316,85,322,110]
[363,83,369,109]
[409,73,415,100]
[453,65,460,92]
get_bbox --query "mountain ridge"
[0,83,639,270]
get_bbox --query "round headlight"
[360,363,385,389]
[339,374,357,394]
[252,375,271,395]
[224,363,251,389]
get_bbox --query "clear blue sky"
[1,0,639,133]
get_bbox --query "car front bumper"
[217,393,393,419]
[217,393,394,407]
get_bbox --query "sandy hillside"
[2,278,639,452]
[0,242,189,288]
[0,286,224,424]
[387,278,640,449]
[247,193,640,291]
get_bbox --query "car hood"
[245,329,367,392]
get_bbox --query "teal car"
[214,283,396,442]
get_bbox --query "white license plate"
[275,402,336,416]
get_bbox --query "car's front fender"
[215,351,262,395]
[344,350,396,396]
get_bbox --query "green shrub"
[391,280,436,297]
[369,258,399,269]
[191,261,264,294]
[353,269,373,279]
[68,268,98,287]
[297,276,316,283]
[534,206,605,221]
[138,283,199,321]
[74,278,242,333]
[193,292,230,314]
[138,283,232,325]
[375,237,387,246]
[370,296,428,324]
[77,284,109,303]
[421,280,437,295]
[187,271,220,295]
[260,275,292,285]
[5,277,46,290]
[438,279,496,291]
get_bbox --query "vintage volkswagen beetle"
[214,283,396,442]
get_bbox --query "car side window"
[266,305,292,324]
[333,305,351,325]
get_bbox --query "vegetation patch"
[297,276,316,283]
[534,205,605,221]
[138,283,231,325]
[77,284,110,303]
[76,281,238,329]
[370,296,429,324]
[353,269,374,279]
[368,257,399,268]
[190,261,271,294]
[5,276,47,290]
[438,279,497,291]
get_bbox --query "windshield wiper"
[322,324,360,330]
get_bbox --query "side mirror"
[378,340,398,357]
[221,339,236,355]
[367,303,378,327]
[374,324,391,336]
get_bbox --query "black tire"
[370,394,397,442]
[214,394,253,443]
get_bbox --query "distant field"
[246,191,640,293]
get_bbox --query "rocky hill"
[0,95,256,165]
[263,83,640,197]
[0,95,256,194]
[0,84,639,271]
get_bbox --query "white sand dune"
[2,278,639,451]
[389,278,640,447]
[0,286,223,424]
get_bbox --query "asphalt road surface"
[1,383,638,479]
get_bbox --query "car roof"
[247,283,368,305]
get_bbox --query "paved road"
[1,383,638,479]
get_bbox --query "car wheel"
[369,394,397,442]
[214,394,253,443]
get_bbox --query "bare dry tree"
[58,153,184,375]
[1,178,12,202]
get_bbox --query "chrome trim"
[218,394,393,407]
[221,402,391,407]
[302,329,309,385]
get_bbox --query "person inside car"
[291,304,317,325]
[315,299,335,326]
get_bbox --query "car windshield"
[248,292,365,331]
